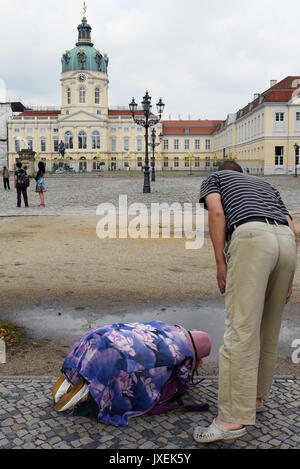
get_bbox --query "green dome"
[61,17,109,74]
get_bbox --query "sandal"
[193,419,247,444]
[54,382,89,412]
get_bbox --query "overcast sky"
[1,0,300,120]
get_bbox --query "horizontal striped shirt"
[199,170,291,236]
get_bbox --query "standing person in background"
[193,160,297,444]
[35,161,47,207]
[2,166,10,190]
[14,161,29,208]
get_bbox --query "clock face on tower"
[78,73,87,82]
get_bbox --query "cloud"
[1,0,300,119]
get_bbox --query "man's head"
[16,161,22,169]
[218,161,243,173]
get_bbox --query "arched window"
[67,88,71,105]
[79,87,86,104]
[92,130,100,149]
[95,88,100,104]
[78,130,87,149]
[65,131,74,149]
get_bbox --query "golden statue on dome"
[83,1,87,19]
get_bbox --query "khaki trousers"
[218,222,297,425]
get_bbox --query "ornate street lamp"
[149,128,163,182]
[294,143,299,178]
[129,92,165,193]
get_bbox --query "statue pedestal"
[17,149,36,177]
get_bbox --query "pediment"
[58,110,105,123]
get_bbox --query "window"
[137,138,143,152]
[163,139,169,150]
[124,137,130,152]
[137,157,143,167]
[276,112,284,121]
[92,131,100,149]
[15,139,20,152]
[195,139,200,150]
[27,138,33,151]
[164,157,169,168]
[95,88,100,104]
[40,138,46,152]
[205,139,211,150]
[123,127,130,133]
[195,157,200,167]
[275,146,284,166]
[174,157,179,167]
[14,128,20,133]
[184,128,190,134]
[67,88,71,104]
[53,139,59,152]
[296,112,300,121]
[185,157,189,167]
[296,147,300,166]
[78,131,87,149]
[97,110,101,115]
[26,128,33,134]
[174,139,179,150]
[111,137,117,152]
[205,157,210,167]
[40,128,46,134]
[53,128,59,133]
[64,131,73,149]
[184,139,190,150]
[79,87,86,104]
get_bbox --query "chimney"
[270,80,277,88]
[254,93,260,100]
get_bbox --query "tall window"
[174,157,179,167]
[15,139,20,152]
[27,138,33,151]
[184,139,190,150]
[95,88,100,104]
[174,139,179,150]
[92,131,100,149]
[67,88,71,104]
[296,146,300,166]
[205,139,211,150]
[195,139,200,150]
[124,137,130,152]
[79,87,86,104]
[78,131,87,149]
[65,131,74,149]
[40,138,46,152]
[275,146,284,166]
[111,137,117,152]
[137,138,143,152]
[163,139,169,150]
[53,139,59,152]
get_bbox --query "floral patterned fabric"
[61,321,194,427]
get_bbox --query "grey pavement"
[0,376,299,450]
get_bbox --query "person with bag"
[35,161,47,207]
[52,320,211,427]
[14,161,29,208]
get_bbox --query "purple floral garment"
[61,321,194,427]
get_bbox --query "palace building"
[5,10,300,175]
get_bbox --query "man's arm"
[205,193,227,293]
[285,215,298,304]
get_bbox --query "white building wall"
[0,104,12,168]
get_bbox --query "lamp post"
[149,128,163,182]
[129,92,165,193]
[294,143,299,178]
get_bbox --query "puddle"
[4,300,299,364]
[4,301,226,362]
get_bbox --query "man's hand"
[217,261,227,294]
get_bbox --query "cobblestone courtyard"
[0,376,299,450]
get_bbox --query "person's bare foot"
[215,417,243,431]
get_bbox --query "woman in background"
[35,161,47,207]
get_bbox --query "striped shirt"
[199,170,291,237]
